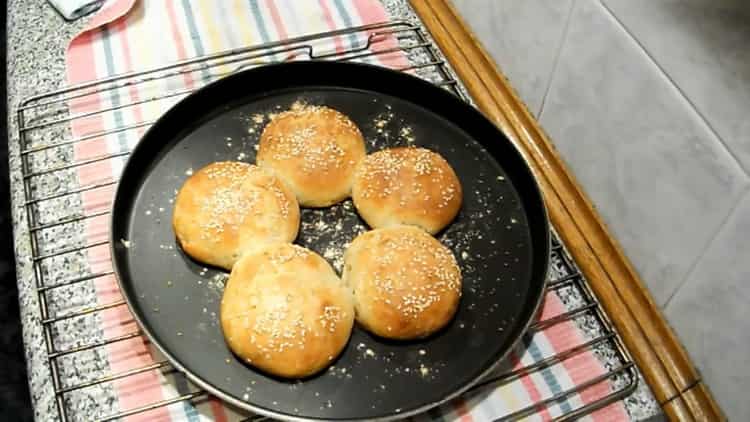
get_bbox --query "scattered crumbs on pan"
[119,238,131,249]
[185,167,193,176]
[365,348,376,358]
[399,126,415,143]
[419,364,430,377]
[242,100,312,137]
[369,110,395,148]
[298,200,367,274]
[204,272,229,300]
[322,245,346,274]
[418,349,426,356]
[290,99,309,110]
[240,112,267,135]
[145,210,152,216]
[373,111,393,131]
[237,152,247,161]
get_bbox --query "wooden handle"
[408,1,725,420]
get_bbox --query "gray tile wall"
[452,0,750,420]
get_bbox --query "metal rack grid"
[16,21,637,422]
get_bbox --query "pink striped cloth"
[64,1,630,420]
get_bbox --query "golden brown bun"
[342,226,462,340]
[257,104,366,207]
[172,162,300,270]
[220,244,355,378]
[351,147,462,234]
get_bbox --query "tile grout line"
[597,0,750,179]
[537,0,577,119]
[662,187,750,309]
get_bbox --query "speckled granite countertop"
[7,1,662,421]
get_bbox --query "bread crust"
[342,226,462,340]
[220,244,355,378]
[352,147,462,234]
[172,162,300,270]
[257,104,366,207]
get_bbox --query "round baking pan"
[110,61,549,421]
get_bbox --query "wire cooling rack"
[16,21,637,422]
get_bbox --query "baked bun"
[172,162,300,270]
[351,147,462,234]
[342,226,462,340]
[220,244,355,378]
[257,104,366,207]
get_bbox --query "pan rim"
[109,61,550,421]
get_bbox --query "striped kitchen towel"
[64,1,630,421]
